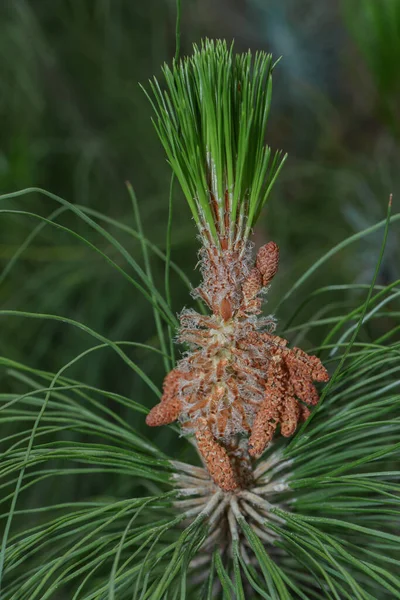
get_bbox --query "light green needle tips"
[143,39,287,251]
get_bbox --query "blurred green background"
[1,0,399,451]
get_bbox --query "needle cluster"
[143,39,286,249]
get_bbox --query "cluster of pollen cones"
[147,240,329,492]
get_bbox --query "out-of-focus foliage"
[342,0,400,135]
[0,0,190,395]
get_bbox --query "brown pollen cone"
[195,420,239,491]
[248,356,283,457]
[146,369,182,427]
[240,268,263,314]
[249,338,329,458]
[242,268,263,301]
[145,239,329,489]
[256,242,279,286]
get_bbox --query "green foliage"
[0,1,193,409]
[342,0,400,134]
[0,186,399,598]
[144,40,286,245]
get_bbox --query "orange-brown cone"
[242,268,263,301]
[146,395,181,427]
[146,369,182,427]
[195,422,239,491]
[256,242,279,286]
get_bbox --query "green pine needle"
[143,39,287,249]
[0,185,399,598]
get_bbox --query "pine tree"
[0,33,399,600]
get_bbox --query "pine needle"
[143,39,287,249]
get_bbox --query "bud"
[256,242,279,286]
[242,268,263,301]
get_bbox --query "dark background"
[1,0,399,452]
